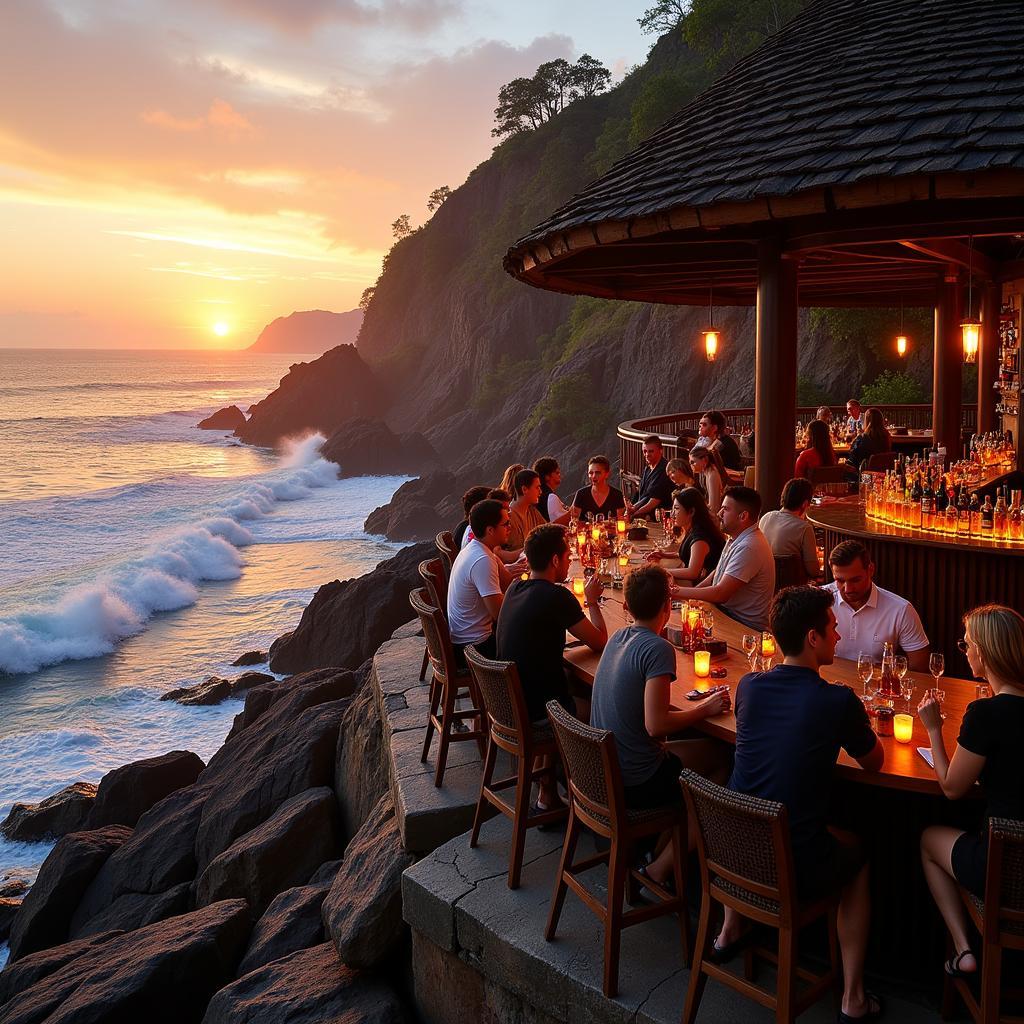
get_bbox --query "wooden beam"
[899,239,996,281]
[932,275,964,459]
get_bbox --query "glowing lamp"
[616,518,627,536]
[761,632,776,657]
[703,329,719,363]
[894,713,914,744]
[694,650,711,679]
[591,525,601,542]
[576,530,587,549]
[571,578,585,600]
[896,334,908,357]
[961,318,980,364]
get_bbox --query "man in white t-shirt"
[823,540,930,671]
[447,498,513,662]
[759,477,820,580]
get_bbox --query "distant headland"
[246,309,363,355]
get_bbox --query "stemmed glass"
[857,653,874,703]
[928,652,945,698]
[741,633,758,669]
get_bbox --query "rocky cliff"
[247,309,363,355]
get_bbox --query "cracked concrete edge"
[391,618,423,641]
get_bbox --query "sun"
[212,321,230,337]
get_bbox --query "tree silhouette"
[359,286,375,311]
[426,186,452,212]
[638,0,689,34]
[391,214,413,240]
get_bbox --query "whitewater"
[0,348,410,916]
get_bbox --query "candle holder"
[694,650,711,679]
[571,578,585,606]
[760,632,777,658]
[893,713,914,743]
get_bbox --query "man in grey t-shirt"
[673,486,776,631]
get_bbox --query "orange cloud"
[141,98,255,138]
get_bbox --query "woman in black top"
[919,604,1024,980]
[846,407,892,470]
[570,455,625,520]
[645,487,725,583]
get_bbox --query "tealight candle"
[520,572,529,581]
[572,578,585,598]
[694,650,711,678]
[618,554,628,572]
[591,526,601,542]
[893,713,914,743]
[761,632,776,657]
[616,518,627,535]
[577,531,587,548]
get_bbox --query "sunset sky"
[0,1,649,350]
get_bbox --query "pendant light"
[702,283,719,362]
[895,294,908,358]
[961,236,980,364]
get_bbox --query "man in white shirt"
[447,498,513,662]
[823,540,930,671]
[672,486,776,631]
[844,399,864,437]
[759,478,820,580]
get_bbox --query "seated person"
[759,477,821,580]
[816,405,833,424]
[847,408,891,470]
[626,435,675,519]
[533,456,571,525]
[844,398,864,436]
[673,486,775,632]
[461,488,525,567]
[918,604,1024,981]
[507,469,548,550]
[447,499,513,663]
[496,524,607,809]
[688,445,729,515]
[824,540,929,671]
[453,485,491,548]
[694,410,744,471]
[498,463,525,498]
[646,487,725,582]
[795,419,837,478]
[570,455,625,521]
[717,586,883,1023]
[666,455,696,490]
[590,565,731,889]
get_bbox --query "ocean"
[0,348,408,952]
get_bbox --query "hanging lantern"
[896,334,908,357]
[961,236,979,363]
[702,283,719,363]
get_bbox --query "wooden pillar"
[932,269,963,459]
[977,280,1000,434]
[754,238,798,511]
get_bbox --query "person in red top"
[795,418,837,479]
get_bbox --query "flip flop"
[944,950,976,979]
[837,991,883,1023]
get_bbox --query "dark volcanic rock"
[268,542,433,674]
[334,682,387,838]
[0,930,123,1007]
[236,344,385,448]
[202,942,408,1024]
[198,406,246,431]
[321,418,439,479]
[231,650,267,666]
[306,860,342,886]
[0,897,22,942]
[229,671,275,694]
[1,783,97,842]
[160,676,232,706]
[70,882,191,941]
[235,881,329,977]
[363,471,455,541]
[7,825,132,962]
[0,900,250,1024]
[195,787,341,919]
[322,795,414,969]
[87,750,205,829]
[0,878,30,900]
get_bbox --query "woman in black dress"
[646,487,725,584]
[570,455,625,520]
[919,604,1024,980]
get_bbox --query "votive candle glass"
[893,714,914,743]
[694,650,711,678]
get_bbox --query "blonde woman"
[688,446,729,516]
[498,463,525,497]
[666,456,696,490]
[919,604,1024,980]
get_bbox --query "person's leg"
[920,825,976,973]
[664,738,731,785]
[533,752,563,808]
[836,860,873,1017]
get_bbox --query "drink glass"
[975,681,992,700]
[894,655,908,687]
[900,679,915,713]
[857,653,874,702]
[929,652,945,692]
[701,608,714,639]
[741,633,758,669]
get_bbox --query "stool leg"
[545,809,579,941]
[681,896,712,1024]
[433,677,455,787]
[979,940,1002,1024]
[419,644,429,681]
[775,926,797,1024]
[469,735,497,849]
[671,821,690,966]
[508,750,531,889]
[420,673,441,763]
[603,840,627,998]
[827,907,841,1012]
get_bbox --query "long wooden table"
[564,554,980,797]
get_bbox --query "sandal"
[944,950,976,979]
[837,991,883,1023]
[635,864,676,900]
[707,930,749,965]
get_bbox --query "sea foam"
[0,434,336,676]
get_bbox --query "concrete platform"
[403,814,941,1024]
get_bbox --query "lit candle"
[591,526,601,542]
[520,572,529,581]
[761,632,776,657]
[572,578,585,598]
[694,650,711,679]
[687,606,700,630]
[616,518,627,535]
[893,714,914,743]
[576,530,587,549]
[618,554,628,572]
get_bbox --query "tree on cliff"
[426,186,451,213]
[391,214,413,240]
[359,286,375,311]
[638,0,689,35]
[686,0,810,72]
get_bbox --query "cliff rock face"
[247,309,363,354]
[321,418,439,479]
[235,345,385,448]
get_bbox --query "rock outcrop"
[0,898,22,943]
[321,418,439,479]
[234,881,331,977]
[268,543,433,674]
[86,750,205,829]
[160,673,275,706]
[230,650,267,667]
[0,930,124,1007]
[334,682,387,839]
[69,882,191,941]
[0,783,97,842]
[363,471,459,542]
[198,406,247,431]
[246,308,363,355]
[235,345,385,449]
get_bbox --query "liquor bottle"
[944,481,958,535]
[969,491,981,535]
[993,487,1008,539]
[921,470,935,531]
[981,494,994,535]
[957,486,971,536]
[1010,490,1024,542]
[909,471,923,529]
[879,642,899,700]
[934,475,948,532]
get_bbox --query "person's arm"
[706,471,722,513]
[548,492,571,527]
[482,593,503,620]
[568,575,608,651]
[495,546,524,564]
[843,692,885,771]
[669,539,710,582]
[631,495,662,518]
[919,698,987,799]
[643,675,730,735]
[800,522,820,578]
[897,606,931,673]
[673,573,743,604]
[474,553,506,610]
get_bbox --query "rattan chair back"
[546,699,625,837]
[773,554,807,591]
[409,587,459,688]
[464,647,530,753]
[808,464,852,496]
[435,531,458,576]
[418,557,448,613]
[983,816,1024,946]
[866,451,898,471]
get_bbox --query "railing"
[618,405,978,477]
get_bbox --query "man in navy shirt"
[626,434,675,519]
[715,586,884,1024]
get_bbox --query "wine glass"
[857,653,874,702]
[900,677,916,713]
[741,633,758,668]
[929,652,945,693]
[894,655,908,686]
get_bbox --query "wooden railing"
[618,405,978,477]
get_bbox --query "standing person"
[646,487,725,583]
[496,524,607,809]
[666,456,696,490]
[694,410,744,471]
[533,456,571,525]
[626,435,675,519]
[689,445,730,516]
[447,499,513,663]
[847,409,891,470]
[845,399,864,436]
[570,455,625,521]
[759,478,820,580]
[918,604,1024,981]
[716,586,884,1024]
[824,540,929,671]
[673,486,775,632]
[507,469,547,551]
[590,565,731,889]
[795,419,837,478]
[453,485,491,548]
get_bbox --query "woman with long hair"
[688,445,729,515]
[847,407,892,469]
[918,604,1024,980]
[646,487,726,584]
[666,455,696,490]
[499,463,525,497]
[795,418,837,478]
[507,468,547,550]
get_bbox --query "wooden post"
[977,280,1000,434]
[932,269,963,460]
[754,238,798,511]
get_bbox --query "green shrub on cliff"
[861,370,927,405]
[525,373,611,444]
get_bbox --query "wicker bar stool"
[435,530,458,576]
[773,554,807,591]
[679,769,841,1024]
[544,700,690,999]
[942,817,1024,1024]
[409,587,487,787]
[417,556,449,683]
[464,648,568,889]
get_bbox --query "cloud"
[199,0,462,35]
[141,98,256,138]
